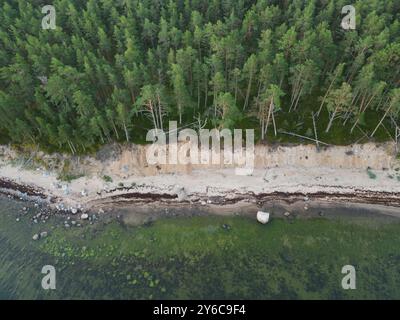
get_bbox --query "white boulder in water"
[257,211,270,224]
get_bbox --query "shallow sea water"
[1,195,400,299]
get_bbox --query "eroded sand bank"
[0,143,400,214]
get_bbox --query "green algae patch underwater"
[1,196,400,299]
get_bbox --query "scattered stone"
[284,212,291,217]
[33,219,38,224]
[71,207,78,214]
[32,234,39,241]
[22,207,27,211]
[304,205,309,210]
[65,223,70,228]
[222,224,231,230]
[200,201,207,206]
[98,208,105,214]
[81,189,88,197]
[16,218,20,222]
[71,221,76,226]
[304,196,309,202]
[318,211,324,217]
[257,211,270,224]
[80,213,89,220]
[40,231,48,238]
[56,203,65,211]
[207,200,212,204]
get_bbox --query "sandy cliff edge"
[0,143,400,212]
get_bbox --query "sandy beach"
[0,143,400,215]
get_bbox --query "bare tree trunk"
[149,102,158,129]
[312,112,319,149]
[371,105,392,137]
[264,98,274,137]
[123,122,129,142]
[271,109,277,136]
[111,120,120,140]
[293,87,303,111]
[157,95,163,130]
[261,117,265,140]
[317,69,341,117]
[325,106,338,133]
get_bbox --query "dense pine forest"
[0,0,399,154]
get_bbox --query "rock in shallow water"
[257,211,270,224]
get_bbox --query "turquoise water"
[1,195,400,299]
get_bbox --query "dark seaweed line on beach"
[0,178,48,199]
[95,189,400,207]
[2,176,400,208]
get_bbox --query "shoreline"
[2,172,400,206]
[1,173,400,219]
[1,143,400,217]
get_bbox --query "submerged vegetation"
[0,0,399,154]
[1,197,400,299]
